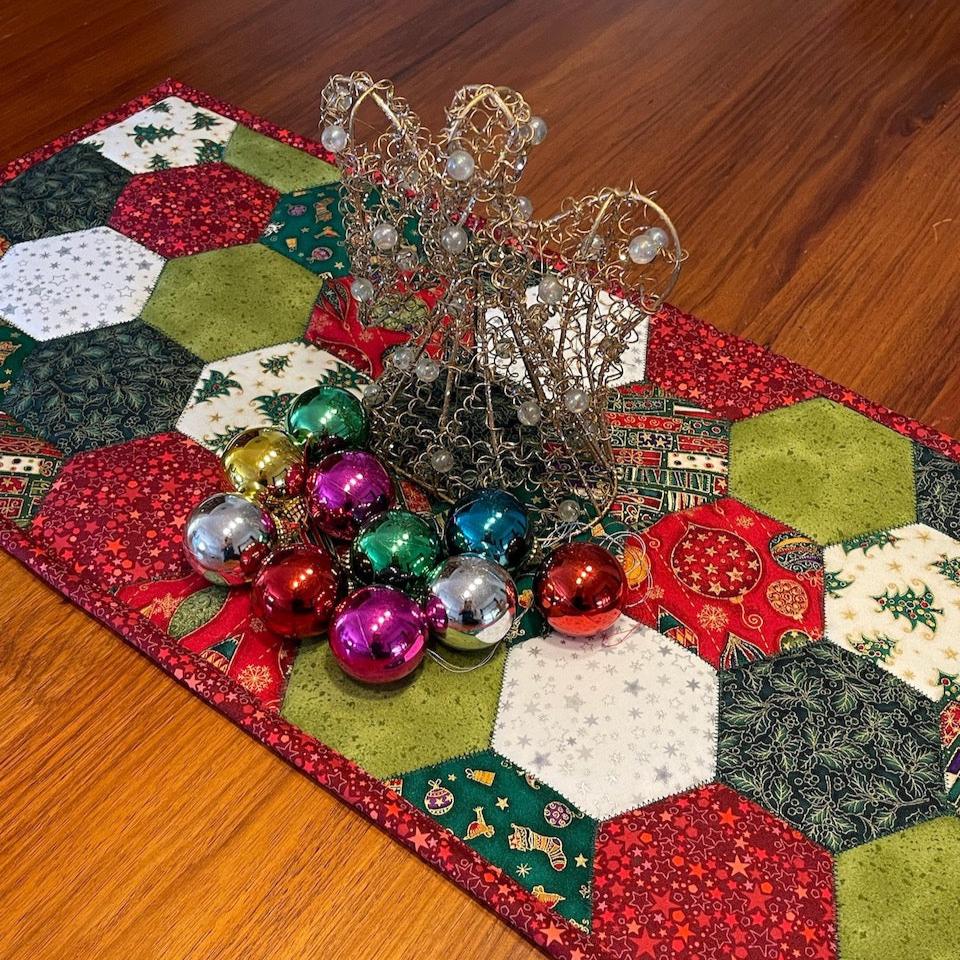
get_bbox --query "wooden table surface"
[2,1,959,957]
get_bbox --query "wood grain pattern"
[1,1,959,956]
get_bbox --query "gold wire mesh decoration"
[318,72,682,545]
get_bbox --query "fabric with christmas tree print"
[824,522,960,702]
[177,341,369,454]
[82,97,236,173]
[623,497,824,669]
[394,751,595,928]
[593,784,837,960]
[31,432,226,590]
[0,226,164,341]
[0,412,61,526]
[118,571,297,711]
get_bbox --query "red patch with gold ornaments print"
[2,81,959,960]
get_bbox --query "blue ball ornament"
[444,488,533,569]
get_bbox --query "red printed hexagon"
[593,783,837,960]
[109,162,278,258]
[31,432,226,590]
[624,497,824,669]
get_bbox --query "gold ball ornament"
[221,427,305,506]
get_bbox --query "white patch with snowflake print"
[176,341,369,453]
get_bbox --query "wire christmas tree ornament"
[318,72,683,546]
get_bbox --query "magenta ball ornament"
[329,585,429,684]
[305,449,395,541]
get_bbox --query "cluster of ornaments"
[183,385,628,687]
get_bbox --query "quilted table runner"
[2,80,959,960]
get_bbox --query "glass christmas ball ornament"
[306,449,395,540]
[320,123,348,154]
[440,224,468,255]
[221,427,305,505]
[391,345,417,371]
[528,115,548,145]
[251,543,345,638]
[395,247,418,271]
[627,232,659,265]
[350,277,375,302]
[645,226,669,251]
[563,387,591,414]
[415,355,440,383]
[329,585,429,684]
[517,399,542,427]
[430,448,455,473]
[183,492,277,586]
[537,273,564,305]
[534,542,627,637]
[445,148,476,182]
[445,488,533,570]
[286,385,369,459]
[515,195,533,219]
[427,554,518,651]
[349,508,443,589]
[372,221,399,250]
[556,498,581,524]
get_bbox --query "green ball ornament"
[349,509,443,589]
[286,385,369,459]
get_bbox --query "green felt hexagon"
[140,243,322,362]
[837,816,960,960]
[280,641,505,780]
[224,125,339,193]
[729,397,915,544]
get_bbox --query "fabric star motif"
[825,522,960,701]
[4,322,202,455]
[118,571,297,712]
[31,432,226,589]
[493,616,718,820]
[0,226,164,340]
[176,341,368,453]
[718,642,945,852]
[607,384,729,530]
[593,784,837,960]
[0,413,61,526]
[109,163,278,257]
[395,750,595,929]
[624,498,824,669]
[82,96,236,173]
[0,143,130,244]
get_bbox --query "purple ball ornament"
[329,585,429,685]
[305,449,395,541]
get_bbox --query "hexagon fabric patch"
[82,96,235,173]
[824,523,960,702]
[0,143,130,244]
[836,816,960,960]
[729,397,916,544]
[224,124,339,193]
[0,322,33,395]
[177,341,368,453]
[624,498,824,669]
[141,243,323,362]
[607,384,729,530]
[31,432,225,590]
[0,412,61,526]
[118,572,297,712]
[4,322,202,456]
[492,616,718,821]
[594,784,837,960]
[718,642,946,852]
[914,442,960,540]
[260,183,351,276]
[0,226,164,340]
[109,163,278,257]
[394,751,595,928]
[281,641,505,780]
[942,700,960,813]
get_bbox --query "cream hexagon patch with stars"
[176,340,369,453]
[492,616,718,821]
[0,226,164,340]
[825,523,960,702]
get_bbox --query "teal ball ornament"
[349,509,443,589]
[286,385,369,459]
[444,488,533,569]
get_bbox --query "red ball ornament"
[251,543,345,638]
[533,542,627,637]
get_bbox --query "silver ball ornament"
[445,149,476,182]
[440,224,468,255]
[372,222,399,251]
[350,277,375,302]
[320,124,349,154]
[430,448,455,473]
[537,273,564,305]
[563,387,590,414]
[184,492,277,586]
[627,233,658,265]
[517,399,542,426]
[415,355,441,383]
[428,554,518,650]
[528,116,548,145]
